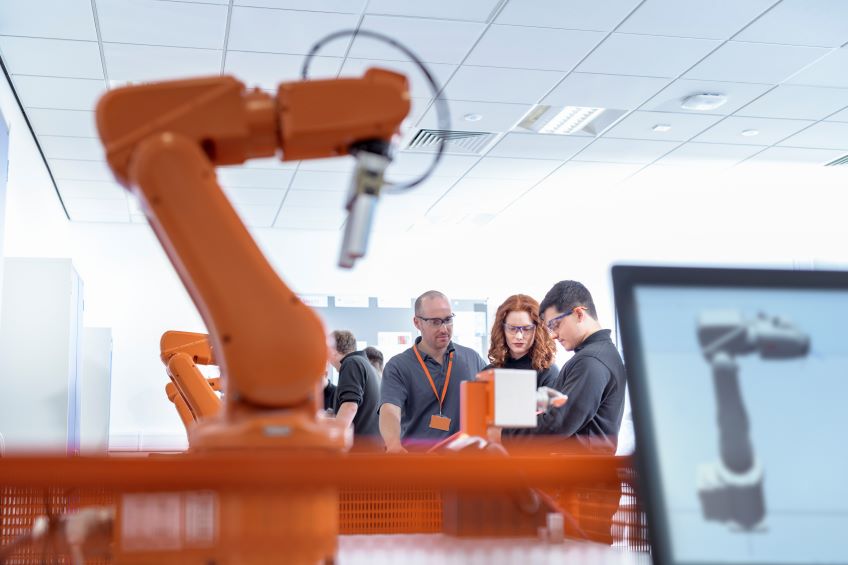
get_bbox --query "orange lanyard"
[413,345,454,414]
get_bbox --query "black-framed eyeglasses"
[504,323,535,336]
[416,314,455,328]
[545,307,580,333]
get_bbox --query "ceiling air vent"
[825,154,848,167]
[405,129,497,155]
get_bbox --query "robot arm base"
[697,459,765,529]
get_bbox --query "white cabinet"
[0,258,83,454]
[81,327,112,454]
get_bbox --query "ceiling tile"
[618,0,776,39]
[56,179,125,200]
[787,47,848,89]
[542,72,670,110]
[12,76,106,111]
[573,138,681,163]
[97,0,228,49]
[372,198,425,232]
[50,159,114,182]
[694,116,814,145]
[218,167,294,189]
[0,37,103,79]
[240,157,297,170]
[444,66,564,104]
[685,42,830,85]
[297,156,356,172]
[644,79,773,115]
[487,132,591,159]
[365,0,501,21]
[104,43,223,83]
[416,100,530,132]
[226,51,341,88]
[39,136,105,161]
[223,187,285,207]
[229,7,358,55]
[657,142,765,168]
[0,0,96,41]
[233,0,365,12]
[777,122,848,150]
[27,109,97,137]
[577,34,721,78]
[384,176,458,199]
[274,206,344,229]
[289,170,350,191]
[283,190,344,208]
[536,160,642,188]
[339,58,455,100]
[65,197,130,223]
[742,146,846,165]
[347,15,486,64]
[829,107,848,122]
[466,25,604,71]
[232,203,278,228]
[429,176,536,214]
[736,0,848,47]
[389,154,479,178]
[466,156,562,181]
[495,0,641,31]
[734,85,848,120]
[603,111,722,141]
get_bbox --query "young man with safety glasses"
[379,290,487,453]
[537,280,627,452]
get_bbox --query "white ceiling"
[1,0,848,229]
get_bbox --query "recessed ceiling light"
[516,104,626,136]
[652,124,672,132]
[680,93,727,111]
[463,113,483,122]
[741,129,759,137]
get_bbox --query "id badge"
[429,414,451,431]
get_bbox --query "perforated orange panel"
[338,487,441,534]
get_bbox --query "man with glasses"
[537,280,626,451]
[379,290,487,453]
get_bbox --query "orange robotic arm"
[97,70,409,450]
[160,331,222,429]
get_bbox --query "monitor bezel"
[611,264,848,565]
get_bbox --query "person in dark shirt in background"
[328,330,381,445]
[536,280,626,452]
[363,346,384,377]
[321,366,336,413]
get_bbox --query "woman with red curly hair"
[485,294,558,389]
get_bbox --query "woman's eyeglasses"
[504,323,535,336]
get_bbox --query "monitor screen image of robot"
[619,272,848,565]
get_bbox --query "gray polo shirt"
[380,336,487,445]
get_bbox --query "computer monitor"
[612,265,848,565]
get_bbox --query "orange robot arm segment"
[97,71,409,425]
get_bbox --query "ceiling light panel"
[603,111,722,142]
[694,116,814,146]
[736,0,848,47]
[685,42,830,85]
[495,0,641,31]
[12,76,105,112]
[618,0,776,39]
[542,72,670,110]
[465,25,604,71]
[0,37,103,79]
[346,15,485,64]
[577,33,721,78]
[365,0,502,21]
[104,44,223,83]
[644,79,773,115]
[97,0,228,49]
[228,7,359,54]
[735,85,848,120]
[0,0,96,40]
[444,66,564,104]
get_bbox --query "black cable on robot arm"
[300,29,450,192]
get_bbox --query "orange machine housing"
[160,331,222,429]
[95,69,410,564]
